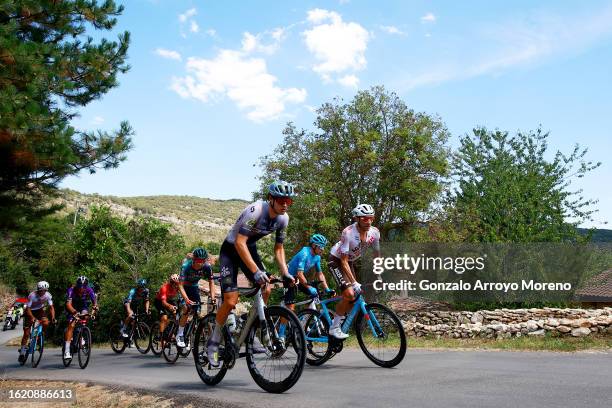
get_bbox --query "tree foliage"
[449,127,600,242]
[0,0,133,229]
[258,86,450,249]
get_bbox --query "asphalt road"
[1,337,611,408]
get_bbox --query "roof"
[576,269,612,301]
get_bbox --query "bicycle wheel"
[31,331,44,368]
[77,326,92,369]
[193,313,228,386]
[150,322,162,356]
[162,321,179,363]
[134,321,151,354]
[355,303,406,368]
[110,323,127,354]
[297,309,332,366]
[245,306,306,393]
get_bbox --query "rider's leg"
[64,319,77,357]
[122,303,133,336]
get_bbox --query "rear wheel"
[31,331,44,368]
[110,323,126,354]
[355,303,406,368]
[150,322,162,356]
[134,321,151,354]
[193,313,228,386]
[77,326,92,369]
[162,321,179,363]
[297,309,332,366]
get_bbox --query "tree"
[449,127,600,242]
[258,86,450,249]
[0,0,133,229]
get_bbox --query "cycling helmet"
[37,281,49,291]
[309,234,328,248]
[352,204,375,217]
[192,247,208,260]
[268,180,296,198]
[169,274,180,283]
[76,276,88,286]
[137,278,148,288]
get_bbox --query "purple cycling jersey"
[66,286,96,312]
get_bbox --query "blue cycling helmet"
[192,247,208,260]
[137,278,148,288]
[309,234,328,248]
[268,180,296,198]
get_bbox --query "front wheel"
[355,303,406,368]
[110,323,126,354]
[31,331,44,368]
[193,313,228,386]
[297,309,332,366]
[134,321,151,354]
[245,306,306,393]
[78,326,92,369]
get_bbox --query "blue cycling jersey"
[180,259,213,287]
[124,287,149,304]
[287,246,322,277]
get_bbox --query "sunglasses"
[359,216,374,222]
[275,197,293,206]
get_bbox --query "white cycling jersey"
[330,223,380,262]
[26,291,53,311]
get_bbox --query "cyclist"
[18,281,56,363]
[121,278,150,337]
[206,180,296,366]
[154,274,184,346]
[64,276,98,360]
[176,247,215,347]
[327,204,381,339]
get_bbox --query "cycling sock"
[211,323,222,343]
[278,323,286,338]
[178,326,185,337]
[331,315,344,330]
[64,341,71,351]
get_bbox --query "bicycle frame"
[222,289,270,352]
[29,321,43,353]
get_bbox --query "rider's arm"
[340,253,356,284]
[66,299,77,315]
[144,299,150,313]
[296,271,308,286]
[235,233,259,273]
[274,243,289,277]
[49,305,55,321]
[208,278,216,300]
[177,282,192,304]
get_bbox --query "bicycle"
[160,301,201,363]
[193,278,306,394]
[19,319,45,368]
[110,312,151,354]
[62,312,94,369]
[297,282,406,368]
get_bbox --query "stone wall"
[396,307,612,338]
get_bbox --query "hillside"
[59,189,249,244]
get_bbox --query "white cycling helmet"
[352,204,375,217]
[37,281,49,290]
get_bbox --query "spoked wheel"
[31,332,44,368]
[245,306,306,393]
[78,326,92,369]
[134,321,151,354]
[150,322,162,356]
[355,303,406,368]
[162,321,179,364]
[297,309,332,366]
[193,313,228,386]
[110,323,127,354]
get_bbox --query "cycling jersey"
[287,246,322,277]
[225,200,288,246]
[124,287,150,304]
[155,282,179,302]
[180,259,213,287]
[66,286,96,311]
[26,291,53,311]
[330,223,381,262]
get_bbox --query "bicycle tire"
[245,305,306,393]
[355,303,406,368]
[134,321,151,354]
[162,321,179,363]
[193,313,228,386]
[78,326,92,369]
[31,330,44,368]
[110,323,127,354]
[150,322,162,356]
[297,309,332,366]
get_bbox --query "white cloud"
[91,116,104,125]
[421,13,436,23]
[302,8,369,77]
[338,74,359,88]
[155,48,182,61]
[190,21,200,33]
[179,8,196,23]
[171,50,306,122]
[380,25,405,35]
[241,28,285,55]
[206,29,217,37]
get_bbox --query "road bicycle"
[109,312,151,354]
[160,301,201,363]
[297,282,406,368]
[62,312,94,369]
[193,278,306,393]
[19,319,45,368]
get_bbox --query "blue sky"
[61,0,612,228]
